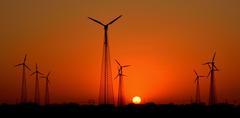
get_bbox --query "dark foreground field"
[0,103,240,117]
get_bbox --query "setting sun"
[132,96,141,104]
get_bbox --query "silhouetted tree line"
[0,103,239,117]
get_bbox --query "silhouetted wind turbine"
[115,59,130,106]
[41,72,51,105]
[203,52,219,105]
[88,15,122,105]
[193,70,206,104]
[31,64,44,104]
[14,54,31,103]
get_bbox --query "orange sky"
[0,0,240,105]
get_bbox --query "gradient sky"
[0,0,240,105]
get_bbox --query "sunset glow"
[0,0,240,105]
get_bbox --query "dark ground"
[0,103,240,117]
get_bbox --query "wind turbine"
[193,70,206,104]
[115,59,130,106]
[31,64,44,104]
[41,72,51,105]
[203,52,219,105]
[88,15,122,105]
[14,54,31,103]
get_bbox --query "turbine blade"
[25,65,31,71]
[107,15,122,25]
[122,74,128,77]
[195,77,198,83]
[207,71,211,77]
[114,75,119,79]
[193,70,198,76]
[115,59,121,66]
[35,64,38,70]
[24,54,27,63]
[213,64,219,71]
[47,72,51,77]
[212,52,216,62]
[88,17,105,26]
[14,63,23,67]
[203,62,210,65]
[123,65,131,68]
[41,72,51,79]
[208,64,211,69]
[40,76,46,78]
[39,72,44,75]
[31,72,36,76]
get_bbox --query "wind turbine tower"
[15,54,31,103]
[115,59,130,106]
[193,70,206,104]
[41,72,51,105]
[203,52,219,105]
[88,15,122,105]
[31,64,44,104]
